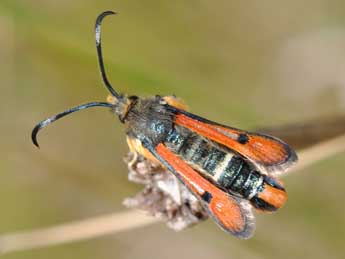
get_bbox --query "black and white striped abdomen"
[164,126,263,199]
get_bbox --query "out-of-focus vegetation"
[0,1,344,259]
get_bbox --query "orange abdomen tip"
[257,183,288,212]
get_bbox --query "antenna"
[31,102,113,147]
[95,11,121,99]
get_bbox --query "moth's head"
[106,94,139,123]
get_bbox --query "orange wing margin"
[174,113,297,176]
[148,143,255,238]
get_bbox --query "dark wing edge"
[142,140,255,239]
[168,106,298,176]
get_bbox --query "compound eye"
[128,95,139,102]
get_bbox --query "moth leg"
[126,136,160,164]
[127,150,138,168]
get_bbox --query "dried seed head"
[123,152,208,231]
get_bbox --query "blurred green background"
[1,1,345,258]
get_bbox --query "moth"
[32,11,298,239]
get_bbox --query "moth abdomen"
[164,126,265,200]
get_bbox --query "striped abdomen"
[164,126,287,211]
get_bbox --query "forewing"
[143,141,255,239]
[171,108,298,176]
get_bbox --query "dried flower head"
[123,151,208,231]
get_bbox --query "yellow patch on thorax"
[163,96,188,110]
